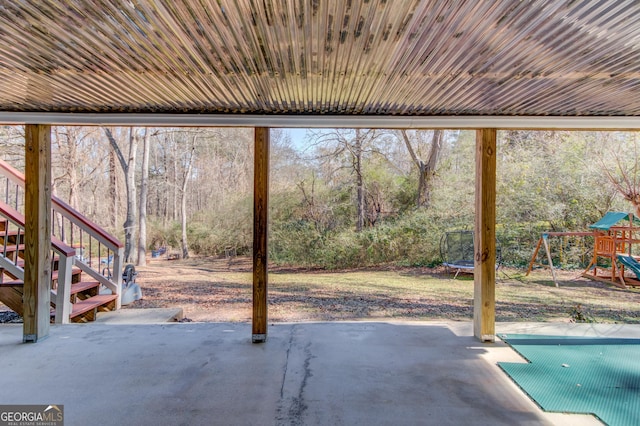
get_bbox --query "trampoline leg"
[454,269,461,279]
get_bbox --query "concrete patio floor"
[2,319,632,426]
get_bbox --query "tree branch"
[103,127,128,171]
[400,130,421,168]
[425,130,443,172]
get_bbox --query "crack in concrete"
[287,342,313,425]
[276,325,314,426]
[279,326,295,400]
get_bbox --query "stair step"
[2,259,81,272]
[1,243,24,253]
[0,230,25,244]
[0,258,81,269]
[51,267,82,281]
[0,228,24,237]
[69,294,117,319]
[6,280,100,295]
[2,266,83,282]
[0,229,25,236]
[70,281,100,295]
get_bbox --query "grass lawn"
[129,256,640,324]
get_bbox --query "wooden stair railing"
[49,196,124,308]
[0,158,124,315]
[0,200,75,322]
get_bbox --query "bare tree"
[353,129,366,231]
[104,127,138,263]
[0,125,26,166]
[49,126,107,241]
[400,129,443,209]
[309,128,382,232]
[109,146,118,230]
[172,140,178,222]
[51,126,105,211]
[137,128,151,266]
[180,142,196,259]
[600,136,640,216]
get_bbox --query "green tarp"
[589,212,640,231]
[499,334,640,426]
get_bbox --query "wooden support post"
[541,235,559,287]
[252,127,269,343]
[526,234,559,287]
[23,124,52,342]
[526,237,544,275]
[474,129,496,342]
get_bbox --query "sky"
[281,128,323,152]
[283,128,308,147]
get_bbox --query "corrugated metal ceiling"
[1,0,639,117]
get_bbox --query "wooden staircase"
[0,158,124,324]
[0,217,118,323]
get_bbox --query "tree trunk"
[109,147,118,229]
[401,129,443,209]
[124,130,138,263]
[104,127,138,264]
[355,129,365,232]
[173,143,178,221]
[420,130,443,208]
[67,136,79,211]
[181,192,188,259]
[162,151,169,227]
[181,145,196,259]
[137,128,150,266]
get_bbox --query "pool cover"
[498,334,640,426]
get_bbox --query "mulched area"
[0,309,21,323]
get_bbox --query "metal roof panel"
[1,1,639,116]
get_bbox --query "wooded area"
[0,126,637,270]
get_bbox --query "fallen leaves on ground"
[121,256,640,324]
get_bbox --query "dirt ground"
[127,256,256,322]
[124,256,640,324]
[3,256,640,324]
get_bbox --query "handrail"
[0,158,24,188]
[51,196,123,250]
[0,158,122,251]
[0,200,75,323]
[0,157,124,313]
[0,200,75,257]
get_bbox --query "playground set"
[527,212,640,288]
